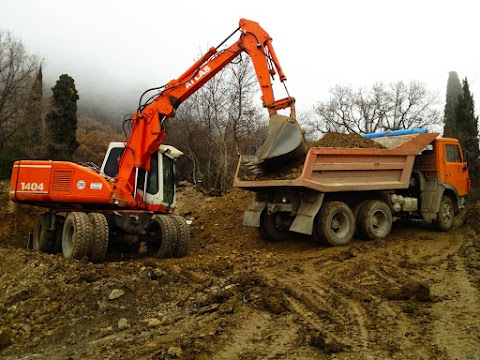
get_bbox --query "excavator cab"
[100,142,183,208]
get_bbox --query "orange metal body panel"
[10,160,114,206]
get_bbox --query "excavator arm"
[114,18,306,206]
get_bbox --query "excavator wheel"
[314,201,355,246]
[170,215,190,258]
[88,213,109,263]
[33,213,55,253]
[148,215,177,258]
[62,212,91,260]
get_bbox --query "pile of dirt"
[1,181,480,360]
[311,132,386,149]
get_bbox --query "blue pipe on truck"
[362,128,427,139]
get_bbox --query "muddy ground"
[1,180,480,360]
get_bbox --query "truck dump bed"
[233,132,439,192]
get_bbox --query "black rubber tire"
[148,215,177,258]
[88,213,109,263]
[357,200,393,240]
[53,215,66,254]
[315,201,355,246]
[434,195,454,232]
[33,213,55,253]
[62,212,91,260]
[353,200,369,240]
[258,210,291,242]
[170,215,190,258]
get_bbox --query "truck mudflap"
[243,200,266,227]
[243,193,325,236]
[289,193,324,235]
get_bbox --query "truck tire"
[315,201,355,246]
[170,215,190,258]
[62,212,91,260]
[357,200,392,240]
[88,213,109,263]
[148,215,177,258]
[434,195,454,232]
[33,213,55,253]
[258,210,291,242]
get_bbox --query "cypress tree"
[45,74,79,161]
[443,71,463,137]
[455,78,479,189]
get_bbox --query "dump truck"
[233,130,471,245]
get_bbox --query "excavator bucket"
[248,114,307,173]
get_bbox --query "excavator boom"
[116,18,306,200]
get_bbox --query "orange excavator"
[9,18,306,262]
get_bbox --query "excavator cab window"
[163,155,175,204]
[138,153,160,195]
[103,147,124,177]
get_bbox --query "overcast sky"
[1,0,479,118]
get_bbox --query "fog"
[1,0,479,120]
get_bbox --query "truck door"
[443,142,469,196]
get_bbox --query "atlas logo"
[185,65,211,89]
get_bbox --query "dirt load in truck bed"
[1,180,480,360]
[242,132,386,181]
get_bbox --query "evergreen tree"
[443,71,463,137]
[455,78,479,189]
[45,74,79,160]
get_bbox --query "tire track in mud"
[264,256,373,351]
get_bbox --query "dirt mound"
[312,132,386,149]
[1,181,480,359]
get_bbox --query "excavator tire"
[433,195,454,232]
[62,212,91,260]
[52,215,65,254]
[148,215,177,258]
[357,200,392,240]
[33,213,55,253]
[314,201,355,246]
[170,215,190,258]
[87,213,109,263]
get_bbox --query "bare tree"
[306,81,440,136]
[0,30,41,152]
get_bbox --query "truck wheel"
[258,211,291,242]
[315,201,355,246]
[62,212,91,260]
[170,215,190,258]
[33,213,55,253]
[148,215,177,258]
[434,195,454,232]
[88,213,109,263]
[357,200,392,240]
